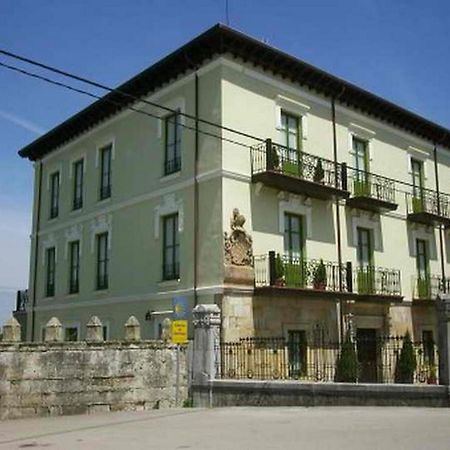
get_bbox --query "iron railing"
[351,265,402,297]
[251,139,348,191]
[255,253,344,292]
[405,189,450,219]
[217,336,439,384]
[256,252,402,297]
[412,275,450,300]
[15,289,28,312]
[348,167,396,204]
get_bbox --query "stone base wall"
[193,380,450,408]
[0,341,188,420]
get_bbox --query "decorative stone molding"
[3,317,21,342]
[124,316,141,341]
[224,208,253,266]
[154,194,184,239]
[278,194,312,238]
[64,224,83,259]
[86,316,104,342]
[45,317,63,342]
[192,304,221,329]
[90,214,112,252]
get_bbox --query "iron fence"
[348,167,396,204]
[250,140,347,191]
[412,275,450,300]
[217,336,439,384]
[255,252,401,297]
[405,189,450,219]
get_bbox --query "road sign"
[172,296,189,320]
[172,320,188,344]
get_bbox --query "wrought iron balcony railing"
[412,275,450,300]
[406,190,450,226]
[15,289,28,312]
[348,264,402,297]
[250,140,348,199]
[255,252,402,298]
[347,168,397,212]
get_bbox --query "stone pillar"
[86,316,104,342]
[437,294,450,385]
[192,304,221,384]
[161,317,172,343]
[124,316,141,341]
[45,317,63,342]
[3,317,21,342]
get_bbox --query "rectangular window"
[353,137,369,182]
[162,214,180,280]
[49,172,60,219]
[416,239,429,279]
[46,247,56,297]
[280,111,301,151]
[164,112,181,175]
[284,213,304,260]
[99,144,112,200]
[69,240,80,294]
[411,158,424,198]
[73,159,84,210]
[357,227,373,267]
[102,325,109,341]
[64,327,78,342]
[96,232,109,290]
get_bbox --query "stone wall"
[0,340,188,420]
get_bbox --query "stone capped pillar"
[124,316,141,341]
[86,316,104,342]
[192,304,221,384]
[437,294,450,385]
[3,317,21,342]
[45,317,63,342]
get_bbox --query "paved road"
[0,407,449,449]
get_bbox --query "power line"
[0,48,264,145]
[0,60,251,150]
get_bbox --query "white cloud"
[0,109,45,135]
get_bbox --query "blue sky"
[0,0,449,323]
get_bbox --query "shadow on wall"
[250,188,336,244]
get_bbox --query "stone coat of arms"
[224,208,253,266]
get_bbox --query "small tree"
[313,159,325,183]
[395,331,417,384]
[335,331,359,383]
[313,259,327,289]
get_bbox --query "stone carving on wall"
[224,208,253,266]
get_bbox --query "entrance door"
[356,328,378,383]
[288,330,307,379]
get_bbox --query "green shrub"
[335,332,359,383]
[313,259,327,289]
[313,159,325,183]
[275,253,285,281]
[395,331,417,384]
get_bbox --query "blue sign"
[172,296,189,320]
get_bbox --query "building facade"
[16,25,450,348]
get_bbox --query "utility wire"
[0,48,264,144]
[0,60,251,150]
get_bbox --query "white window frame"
[350,210,382,252]
[348,123,375,163]
[275,95,310,142]
[154,193,184,239]
[278,193,312,239]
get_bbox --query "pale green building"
[16,25,450,352]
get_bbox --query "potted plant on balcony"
[313,259,327,290]
[313,159,325,184]
[334,331,359,383]
[394,331,417,384]
[274,253,285,287]
[412,195,424,213]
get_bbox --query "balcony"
[412,275,450,303]
[346,169,398,213]
[254,252,402,301]
[251,139,349,201]
[406,190,450,227]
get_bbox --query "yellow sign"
[172,320,188,344]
